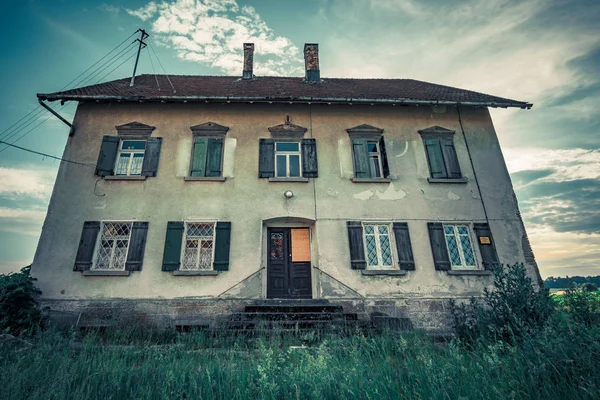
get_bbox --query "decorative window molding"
[190,122,229,138]
[417,125,455,138]
[268,115,307,139]
[346,124,384,140]
[115,121,155,138]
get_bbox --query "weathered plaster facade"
[32,101,540,331]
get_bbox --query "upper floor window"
[115,140,146,176]
[347,124,389,181]
[275,142,302,177]
[95,122,162,178]
[418,126,463,182]
[188,122,229,179]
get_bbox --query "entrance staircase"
[219,300,370,333]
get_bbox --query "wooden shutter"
[213,222,231,271]
[125,222,149,271]
[190,137,208,177]
[301,138,318,178]
[392,222,415,271]
[424,139,447,179]
[441,138,462,179]
[428,222,451,271]
[347,221,366,270]
[95,136,119,176]
[473,223,499,270]
[352,140,369,178]
[162,221,184,271]
[205,138,224,177]
[258,139,275,178]
[379,137,390,178]
[141,137,163,177]
[74,221,100,271]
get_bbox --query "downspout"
[38,99,75,136]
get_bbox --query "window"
[181,222,216,270]
[190,137,224,177]
[93,222,133,270]
[367,141,383,178]
[363,223,394,269]
[443,224,477,269]
[351,137,389,179]
[115,140,146,176]
[275,142,302,178]
[419,126,463,180]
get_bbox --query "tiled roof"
[37,74,532,109]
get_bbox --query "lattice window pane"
[365,234,378,266]
[445,232,462,267]
[93,222,132,270]
[459,234,476,266]
[379,235,393,266]
[182,223,215,270]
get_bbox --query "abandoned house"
[31,43,542,331]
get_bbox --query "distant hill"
[545,276,600,289]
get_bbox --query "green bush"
[0,266,43,336]
[450,263,554,345]
[560,285,600,326]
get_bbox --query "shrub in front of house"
[449,263,555,345]
[560,284,600,326]
[0,266,44,336]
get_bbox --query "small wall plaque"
[479,236,491,245]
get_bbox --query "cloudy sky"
[0,0,598,278]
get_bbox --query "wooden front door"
[267,228,312,299]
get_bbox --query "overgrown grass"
[1,324,599,400]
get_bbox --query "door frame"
[261,217,318,299]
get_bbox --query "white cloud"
[504,148,600,181]
[0,167,56,201]
[127,0,302,76]
[99,3,120,15]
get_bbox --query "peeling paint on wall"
[376,182,407,200]
[447,191,461,200]
[353,189,375,200]
[395,140,409,157]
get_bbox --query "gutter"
[37,94,533,109]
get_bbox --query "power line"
[95,51,138,84]
[149,41,175,92]
[0,139,96,168]
[147,46,160,90]
[77,41,138,88]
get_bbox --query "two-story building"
[31,43,541,330]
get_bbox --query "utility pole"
[130,29,149,87]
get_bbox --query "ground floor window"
[443,224,477,268]
[363,223,394,268]
[182,222,216,270]
[93,222,133,270]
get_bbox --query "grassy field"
[1,324,599,400]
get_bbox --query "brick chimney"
[243,43,254,79]
[304,43,320,82]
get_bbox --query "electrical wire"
[77,41,138,88]
[149,41,175,92]
[0,139,96,168]
[95,50,138,84]
[147,46,160,90]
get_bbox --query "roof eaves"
[36,93,533,109]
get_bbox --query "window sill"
[104,175,146,181]
[446,270,492,276]
[351,178,391,183]
[184,176,226,182]
[361,269,407,276]
[427,178,468,184]
[268,177,309,183]
[82,270,131,276]
[172,270,219,276]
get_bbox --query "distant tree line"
[545,276,600,289]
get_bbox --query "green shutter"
[162,221,184,271]
[441,138,462,179]
[141,138,162,177]
[95,136,119,176]
[473,223,499,270]
[428,222,451,271]
[206,138,224,177]
[379,137,390,178]
[125,222,149,271]
[352,140,369,178]
[301,138,318,178]
[424,139,447,179]
[213,222,231,271]
[392,222,415,271]
[74,221,100,271]
[347,221,366,270]
[258,139,275,178]
[190,137,208,177]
